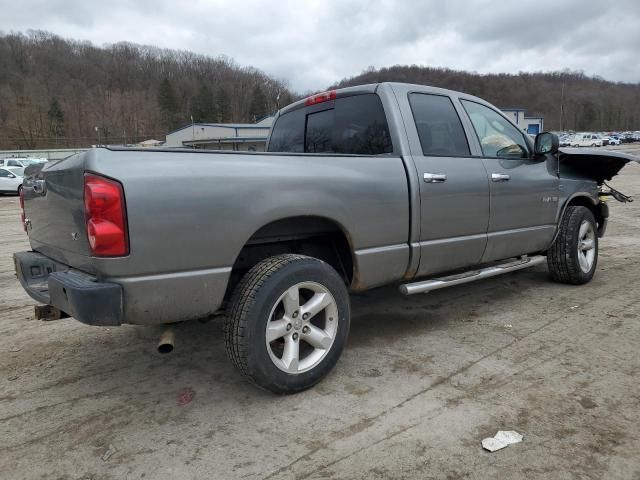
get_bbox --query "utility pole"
[191,115,195,140]
[560,78,565,132]
[95,126,101,146]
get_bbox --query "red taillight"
[84,174,128,256]
[304,90,337,106]
[19,188,26,232]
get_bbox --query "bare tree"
[0,31,291,149]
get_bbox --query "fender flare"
[548,194,605,247]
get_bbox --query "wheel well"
[224,216,354,301]
[565,196,604,229]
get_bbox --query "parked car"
[559,135,573,147]
[0,158,44,168]
[572,133,603,147]
[13,82,638,393]
[0,167,23,194]
[608,136,622,145]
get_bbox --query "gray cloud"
[1,0,638,92]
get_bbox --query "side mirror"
[534,132,559,155]
[8,174,15,178]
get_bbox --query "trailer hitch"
[34,305,70,321]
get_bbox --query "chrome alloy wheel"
[265,281,339,374]
[577,220,596,273]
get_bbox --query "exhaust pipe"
[158,328,175,354]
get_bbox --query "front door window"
[461,100,529,158]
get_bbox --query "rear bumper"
[13,251,123,326]
[14,251,232,326]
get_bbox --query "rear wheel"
[547,206,598,284]
[224,254,350,394]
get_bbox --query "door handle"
[491,173,510,182]
[424,173,447,183]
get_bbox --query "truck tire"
[224,254,350,394]
[547,206,598,284]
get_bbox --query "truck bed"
[21,147,411,324]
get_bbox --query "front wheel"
[224,254,350,394]
[547,206,598,284]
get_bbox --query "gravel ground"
[1,148,639,480]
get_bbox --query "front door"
[460,100,559,263]
[406,93,490,277]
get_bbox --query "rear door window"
[268,93,393,155]
[408,93,470,156]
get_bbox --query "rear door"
[399,91,490,277]
[459,100,559,263]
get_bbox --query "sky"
[1,0,639,92]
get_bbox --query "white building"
[164,116,274,151]
[500,108,544,136]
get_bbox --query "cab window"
[268,93,393,155]
[408,93,470,156]
[461,100,529,158]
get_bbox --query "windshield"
[7,167,25,176]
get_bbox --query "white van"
[571,132,604,147]
[571,133,603,147]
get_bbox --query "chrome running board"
[399,255,546,295]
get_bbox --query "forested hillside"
[2,31,639,150]
[332,66,640,132]
[0,31,294,149]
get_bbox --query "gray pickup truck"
[14,82,636,393]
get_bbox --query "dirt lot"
[1,150,639,480]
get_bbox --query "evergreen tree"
[249,86,268,121]
[578,100,597,131]
[216,86,231,122]
[158,78,179,129]
[192,84,217,122]
[47,98,65,143]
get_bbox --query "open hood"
[558,148,639,184]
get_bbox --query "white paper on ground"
[481,430,523,452]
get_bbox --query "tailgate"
[23,152,91,263]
